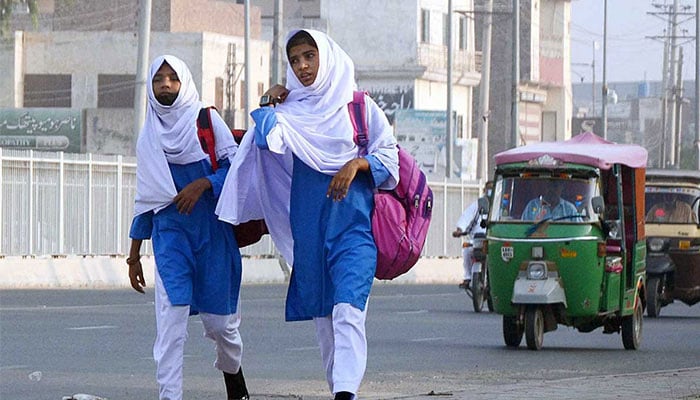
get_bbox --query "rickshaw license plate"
[501,246,514,262]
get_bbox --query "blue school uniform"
[130,158,241,315]
[285,155,392,321]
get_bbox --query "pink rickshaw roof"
[494,132,648,170]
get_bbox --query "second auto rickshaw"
[484,132,648,350]
[644,169,700,317]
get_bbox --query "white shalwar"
[314,303,368,395]
[153,269,243,400]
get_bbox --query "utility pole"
[511,0,520,148]
[696,0,699,170]
[446,0,453,179]
[133,0,152,139]
[669,0,681,167]
[225,43,237,128]
[592,41,596,117]
[674,47,684,168]
[661,15,671,167]
[649,0,695,167]
[601,0,608,140]
[477,0,493,182]
[244,0,251,129]
[272,0,283,85]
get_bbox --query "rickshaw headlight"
[648,238,666,252]
[527,262,548,280]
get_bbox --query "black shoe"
[334,392,354,400]
[458,280,470,289]
[224,367,249,400]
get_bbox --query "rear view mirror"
[591,196,605,215]
[478,196,490,215]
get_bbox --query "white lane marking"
[1,303,153,312]
[288,346,319,352]
[0,365,29,370]
[397,310,429,314]
[67,325,118,331]
[410,337,447,342]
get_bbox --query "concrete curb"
[0,255,464,289]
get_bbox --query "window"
[420,9,430,43]
[443,13,450,46]
[215,77,224,111]
[459,16,469,50]
[24,74,72,107]
[98,74,135,108]
[456,114,464,139]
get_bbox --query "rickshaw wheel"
[622,295,643,350]
[646,276,662,318]
[525,306,544,350]
[471,272,484,313]
[503,315,523,348]
[485,268,495,312]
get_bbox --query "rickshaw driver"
[521,180,580,221]
[646,193,697,223]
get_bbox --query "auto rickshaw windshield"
[645,187,700,224]
[491,175,599,222]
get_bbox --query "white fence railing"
[0,149,481,258]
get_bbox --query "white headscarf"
[266,29,359,173]
[133,55,232,216]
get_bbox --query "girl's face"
[288,43,319,87]
[152,62,180,105]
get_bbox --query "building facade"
[254,0,481,180]
[474,0,572,175]
[0,0,269,155]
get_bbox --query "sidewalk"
[400,367,700,400]
[0,255,465,288]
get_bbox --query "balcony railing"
[417,43,478,74]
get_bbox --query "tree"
[1,0,39,37]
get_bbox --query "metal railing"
[1,149,481,258]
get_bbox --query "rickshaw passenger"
[521,181,580,221]
[646,195,697,224]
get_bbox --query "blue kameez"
[130,158,242,316]
[285,157,377,321]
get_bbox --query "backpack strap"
[348,91,369,152]
[196,107,219,171]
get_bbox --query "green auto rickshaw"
[482,132,648,350]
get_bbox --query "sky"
[570,0,697,83]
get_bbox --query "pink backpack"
[348,91,433,280]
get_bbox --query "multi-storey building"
[253,0,482,180]
[474,0,572,174]
[0,0,269,155]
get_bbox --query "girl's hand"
[327,158,369,201]
[265,84,289,105]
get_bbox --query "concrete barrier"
[0,255,463,289]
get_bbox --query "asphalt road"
[1,284,700,400]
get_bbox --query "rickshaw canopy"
[494,132,648,169]
[646,168,700,184]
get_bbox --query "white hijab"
[134,55,232,216]
[266,29,359,173]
